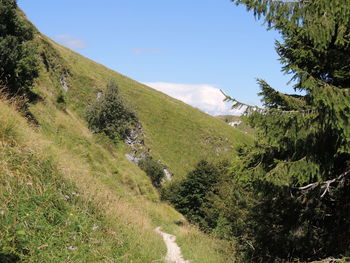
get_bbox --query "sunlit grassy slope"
[33,34,251,179]
[0,11,251,262]
[216,115,255,136]
[0,97,235,262]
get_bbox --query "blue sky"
[19,0,296,115]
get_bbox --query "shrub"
[55,91,66,111]
[138,156,165,188]
[86,81,137,140]
[0,0,39,97]
[162,160,222,230]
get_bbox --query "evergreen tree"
[226,0,350,184]
[0,0,38,96]
[217,0,350,261]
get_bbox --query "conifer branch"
[220,89,264,114]
[221,89,312,115]
[271,0,307,3]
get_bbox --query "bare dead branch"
[296,170,350,197]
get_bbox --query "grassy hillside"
[0,10,252,262]
[32,34,251,179]
[0,97,238,262]
[216,115,255,136]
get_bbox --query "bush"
[0,0,39,97]
[55,91,66,111]
[162,160,223,230]
[86,81,137,140]
[138,156,165,188]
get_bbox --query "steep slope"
[32,33,251,179]
[216,115,255,136]
[0,96,237,262]
[0,9,251,262]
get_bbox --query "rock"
[125,152,141,164]
[96,91,103,99]
[125,123,143,146]
[140,151,148,159]
[60,76,69,92]
[228,120,242,127]
[163,169,173,181]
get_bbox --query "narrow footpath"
[155,227,190,263]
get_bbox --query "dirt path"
[155,227,190,263]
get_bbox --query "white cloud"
[56,35,87,50]
[131,48,162,55]
[143,82,244,116]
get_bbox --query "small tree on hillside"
[138,156,165,188]
[0,0,39,97]
[86,81,137,140]
[163,160,221,229]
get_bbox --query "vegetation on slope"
[86,80,138,141]
[0,99,165,262]
[0,0,38,97]
[0,1,250,262]
[167,0,350,262]
[29,33,251,179]
[0,80,237,262]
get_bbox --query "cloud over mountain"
[144,82,242,115]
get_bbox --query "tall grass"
[0,100,166,262]
[0,20,252,262]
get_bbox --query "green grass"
[0,98,238,262]
[0,100,167,262]
[0,14,252,262]
[33,35,252,179]
[216,114,255,136]
[0,145,126,262]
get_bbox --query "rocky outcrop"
[60,75,69,92]
[163,169,173,181]
[125,150,148,164]
[124,123,173,181]
[228,120,241,127]
[125,123,145,147]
